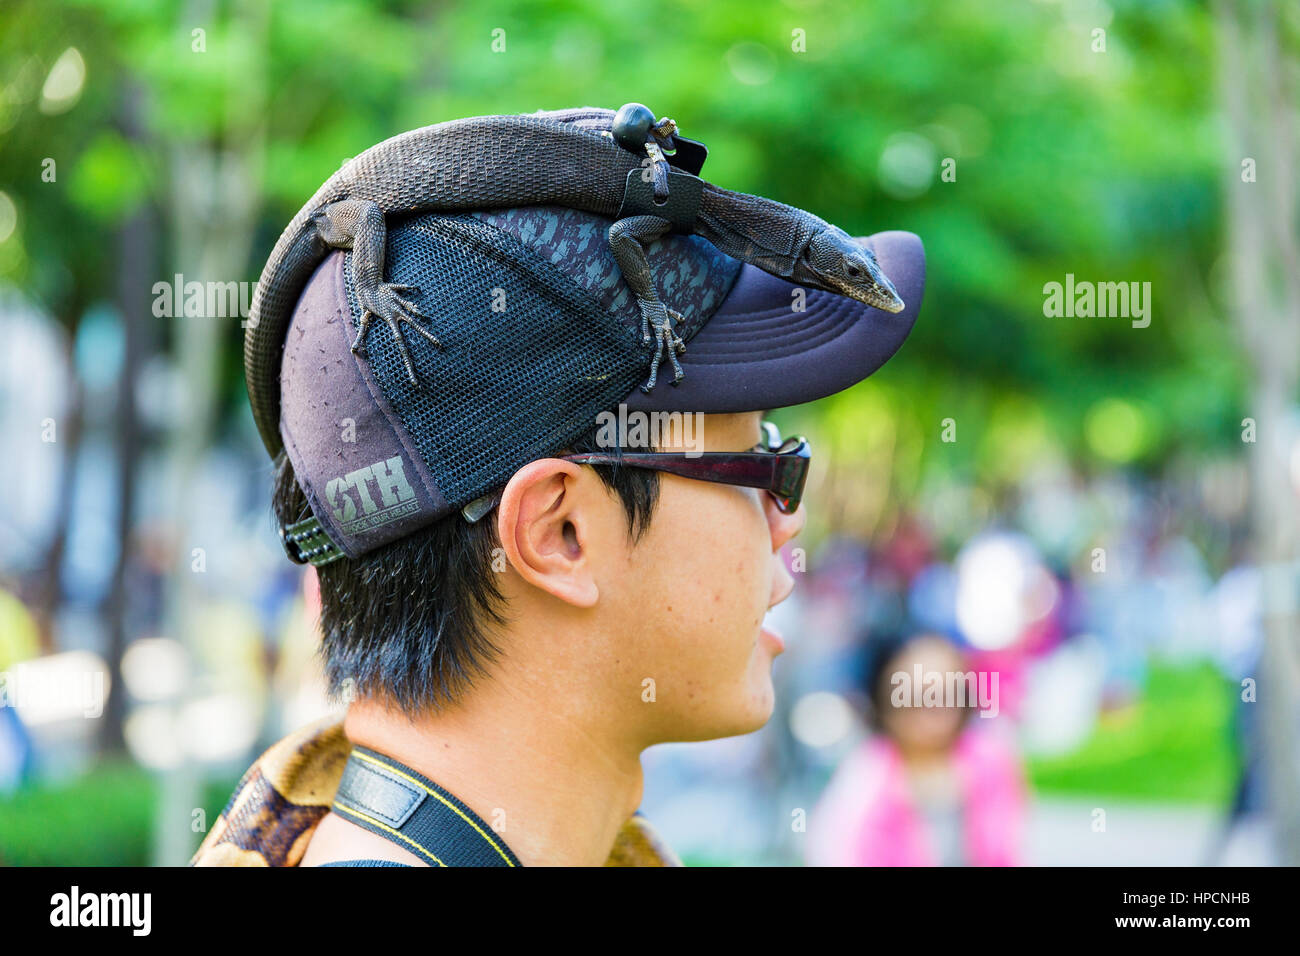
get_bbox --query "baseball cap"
[268,191,925,570]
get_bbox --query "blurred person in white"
[806,630,1026,866]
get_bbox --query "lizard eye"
[846,263,862,278]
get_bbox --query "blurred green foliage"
[1027,660,1238,803]
[0,0,1242,460]
[0,765,238,866]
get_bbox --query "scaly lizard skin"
[244,106,903,457]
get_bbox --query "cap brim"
[622,230,924,413]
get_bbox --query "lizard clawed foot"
[639,315,687,393]
[636,299,686,348]
[349,282,441,386]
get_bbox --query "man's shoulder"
[190,714,350,867]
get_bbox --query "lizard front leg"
[608,215,688,392]
[313,199,441,386]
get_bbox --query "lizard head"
[797,226,905,314]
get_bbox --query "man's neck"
[341,686,645,867]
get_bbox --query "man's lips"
[761,579,794,654]
[755,541,798,656]
[760,621,786,654]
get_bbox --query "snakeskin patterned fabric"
[189,716,682,867]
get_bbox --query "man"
[191,109,925,867]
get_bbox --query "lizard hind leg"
[315,198,442,387]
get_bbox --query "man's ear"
[495,459,599,608]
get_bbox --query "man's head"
[265,198,923,748]
[275,409,800,744]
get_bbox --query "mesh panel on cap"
[468,206,742,347]
[342,211,648,507]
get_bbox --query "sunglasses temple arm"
[561,453,784,494]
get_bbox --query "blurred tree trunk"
[32,292,88,654]
[98,176,154,759]
[151,0,270,866]
[1215,0,1300,865]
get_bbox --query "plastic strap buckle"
[279,515,346,567]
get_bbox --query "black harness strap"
[616,168,704,233]
[331,745,522,867]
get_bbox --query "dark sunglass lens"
[773,494,796,513]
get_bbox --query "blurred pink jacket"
[806,725,1026,866]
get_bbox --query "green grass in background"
[0,765,239,867]
[1027,660,1239,805]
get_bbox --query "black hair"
[861,628,913,732]
[272,423,660,718]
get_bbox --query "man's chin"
[702,693,777,741]
[646,674,778,744]
[659,708,775,745]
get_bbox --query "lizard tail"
[245,219,328,456]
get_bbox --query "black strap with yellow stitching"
[331,745,522,867]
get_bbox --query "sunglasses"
[462,420,811,522]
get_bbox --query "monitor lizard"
[244,104,903,457]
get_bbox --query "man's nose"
[767,496,806,552]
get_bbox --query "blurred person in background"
[806,629,1026,866]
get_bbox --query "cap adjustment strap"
[280,515,346,567]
